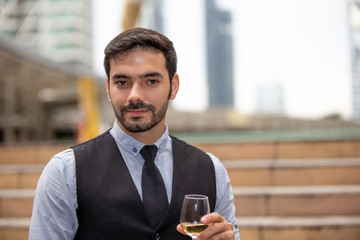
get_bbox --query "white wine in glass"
[180,194,210,239]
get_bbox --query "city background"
[1,0,360,142]
[94,0,354,118]
[0,0,360,240]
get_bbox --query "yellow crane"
[122,0,144,30]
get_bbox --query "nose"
[127,82,145,103]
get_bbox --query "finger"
[198,214,234,240]
[176,224,187,236]
[201,212,225,224]
[198,221,234,240]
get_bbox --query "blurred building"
[349,0,360,123]
[256,84,285,115]
[0,0,105,144]
[0,0,93,69]
[140,0,163,32]
[205,0,234,108]
[0,34,106,144]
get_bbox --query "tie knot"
[140,145,158,162]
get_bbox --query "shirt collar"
[111,121,169,156]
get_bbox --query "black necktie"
[141,145,169,228]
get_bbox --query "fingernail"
[201,217,208,223]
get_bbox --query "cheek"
[151,95,168,109]
[109,90,126,106]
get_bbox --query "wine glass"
[180,194,210,239]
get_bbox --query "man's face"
[106,48,179,133]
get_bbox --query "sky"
[93,0,353,120]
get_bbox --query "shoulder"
[72,130,112,150]
[206,152,228,177]
[170,135,209,157]
[40,149,76,194]
[170,136,224,166]
[46,148,75,173]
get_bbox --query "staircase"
[1,138,360,240]
[196,138,360,240]
[0,144,67,239]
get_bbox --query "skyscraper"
[349,0,360,122]
[0,0,93,69]
[205,0,234,108]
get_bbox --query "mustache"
[121,101,156,112]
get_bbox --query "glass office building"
[0,0,93,68]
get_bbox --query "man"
[29,28,239,240]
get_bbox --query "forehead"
[108,48,169,79]
[111,48,165,65]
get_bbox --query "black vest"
[72,131,216,240]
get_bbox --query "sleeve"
[208,153,240,240]
[29,149,78,240]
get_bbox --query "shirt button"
[154,233,160,240]
[133,148,137,153]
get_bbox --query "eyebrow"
[111,72,163,81]
[141,72,163,79]
[111,74,130,80]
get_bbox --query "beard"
[111,100,169,133]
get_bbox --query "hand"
[177,212,234,240]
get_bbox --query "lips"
[126,109,149,117]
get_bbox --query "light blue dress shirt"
[29,122,240,240]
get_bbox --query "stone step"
[223,158,360,186]
[0,190,34,217]
[0,145,68,165]
[1,185,359,218]
[1,158,359,190]
[0,218,30,240]
[195,139,360,160]
[237,215,360,240]
[0,216,359,240]
[1,139,360,165]
[234,185,360,216]
[0,165,45,189]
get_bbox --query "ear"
[169,73,179,100]
[106,78,111,101]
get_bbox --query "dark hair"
[104,28,177,82]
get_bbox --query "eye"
[117,80,129,87]
[147,79,159,85]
